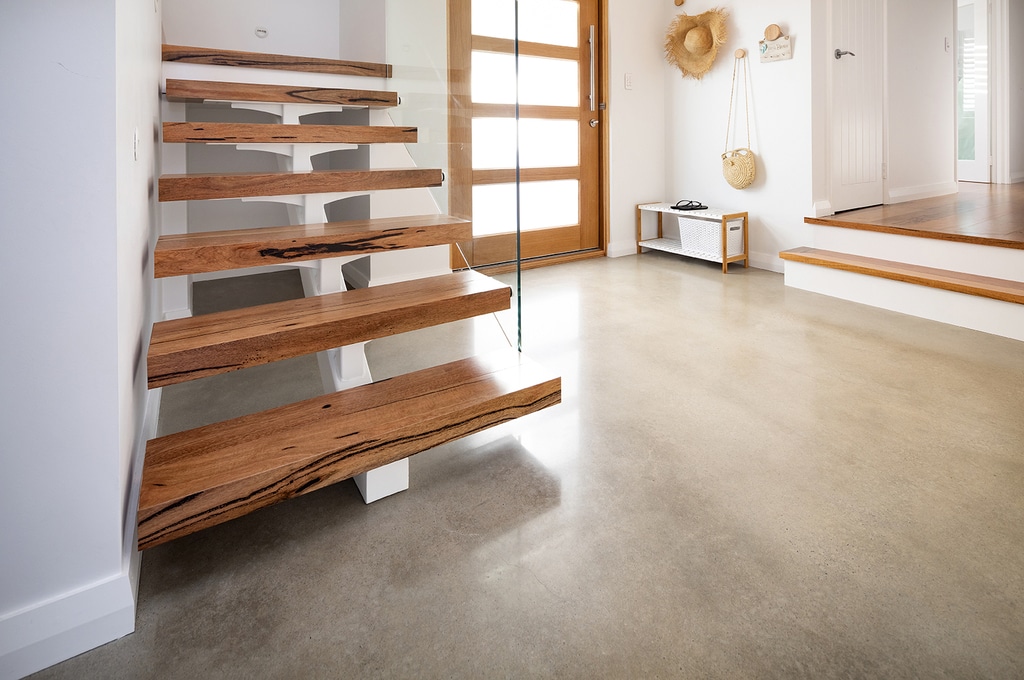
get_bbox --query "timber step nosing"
[146,270,511,389]
[137,350,561,550]
[154,215,472,278]
[780,247,1024,305]
[162,44,393,79]
[162,121,417,145]
[164,79,398,107]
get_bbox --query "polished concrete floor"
[33,254,1024,678]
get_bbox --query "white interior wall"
[0,0,160,676]
[341,0,386,62]
[605,0,668,258]
[662,1,814,271]
[886,0,957,200]
[162,0,341,59]
[1010,0,1024,182]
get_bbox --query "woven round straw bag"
[722,148,755,189]
[723,53,756,189]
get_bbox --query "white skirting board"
[784,260,1024,342]
[0,573,137,680]
[0,381,159,679]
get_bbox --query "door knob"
[834,49,856,60]
[590,119,599,128]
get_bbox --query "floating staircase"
[143,46,560,550]
[781,214,1024,342]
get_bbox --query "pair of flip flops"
[670,199,707,211]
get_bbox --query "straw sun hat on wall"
[665,8,728,80]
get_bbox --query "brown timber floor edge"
[138,350,562,550]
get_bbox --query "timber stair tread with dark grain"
[779,247,1024,305]
[164,79,397,107]
[162,44,393,78]
[154,215,472,278]
[162,121,417,145]
[137,349,562,550]
[158,167,443,202]
[147,270,511,389]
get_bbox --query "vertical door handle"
[588,25,596,112]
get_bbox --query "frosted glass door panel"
[473,181,580,236]
[957,0,990,182]
[472,52,579,106]
[472,0,579,47]
[472,118,579,169]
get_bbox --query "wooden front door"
[449,0,603,268]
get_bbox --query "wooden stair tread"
[155,215,472,278]
[138,349,561,550]
[162,122,416,145]
[779,247,1024,304]
[164,79,397,107]
[163,44,392,79]
[158,168,443,202]
[147,270,510,388]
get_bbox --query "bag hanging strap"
[724,53,751,153]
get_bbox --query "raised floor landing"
[808,182,1024,250]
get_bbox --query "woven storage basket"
[674,215,745,261]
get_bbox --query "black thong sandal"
[670,199,707,211]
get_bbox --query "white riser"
[784,260,1024,342]
[811,225,1024,283]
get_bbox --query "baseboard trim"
[0,572,136,680]
[885,181,958,204]
[748,251,783,273]
[606,241,638,258]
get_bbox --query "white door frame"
[989,0,1013,183]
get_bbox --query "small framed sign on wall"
[759,24,792,62]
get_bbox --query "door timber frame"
[446,0,610,272]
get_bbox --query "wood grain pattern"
[807,182,1024,250]
[162,122,416,145]
[164,79,398,107]
[159,168,443,202]
[154,215,472,278]
[138,350,561,550]
[779,247,1024,304]
[147,270,510,388]
[162,44,392,78]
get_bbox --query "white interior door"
[957,0,991,183]
[831,0,885,213]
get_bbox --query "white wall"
[0,0,160,676]
[662,2,815,271]
[1010,0,1024,182]
[162,0,341,59]
[605,0,668,258]
[886,1,957,200]
[342,0,386,62]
